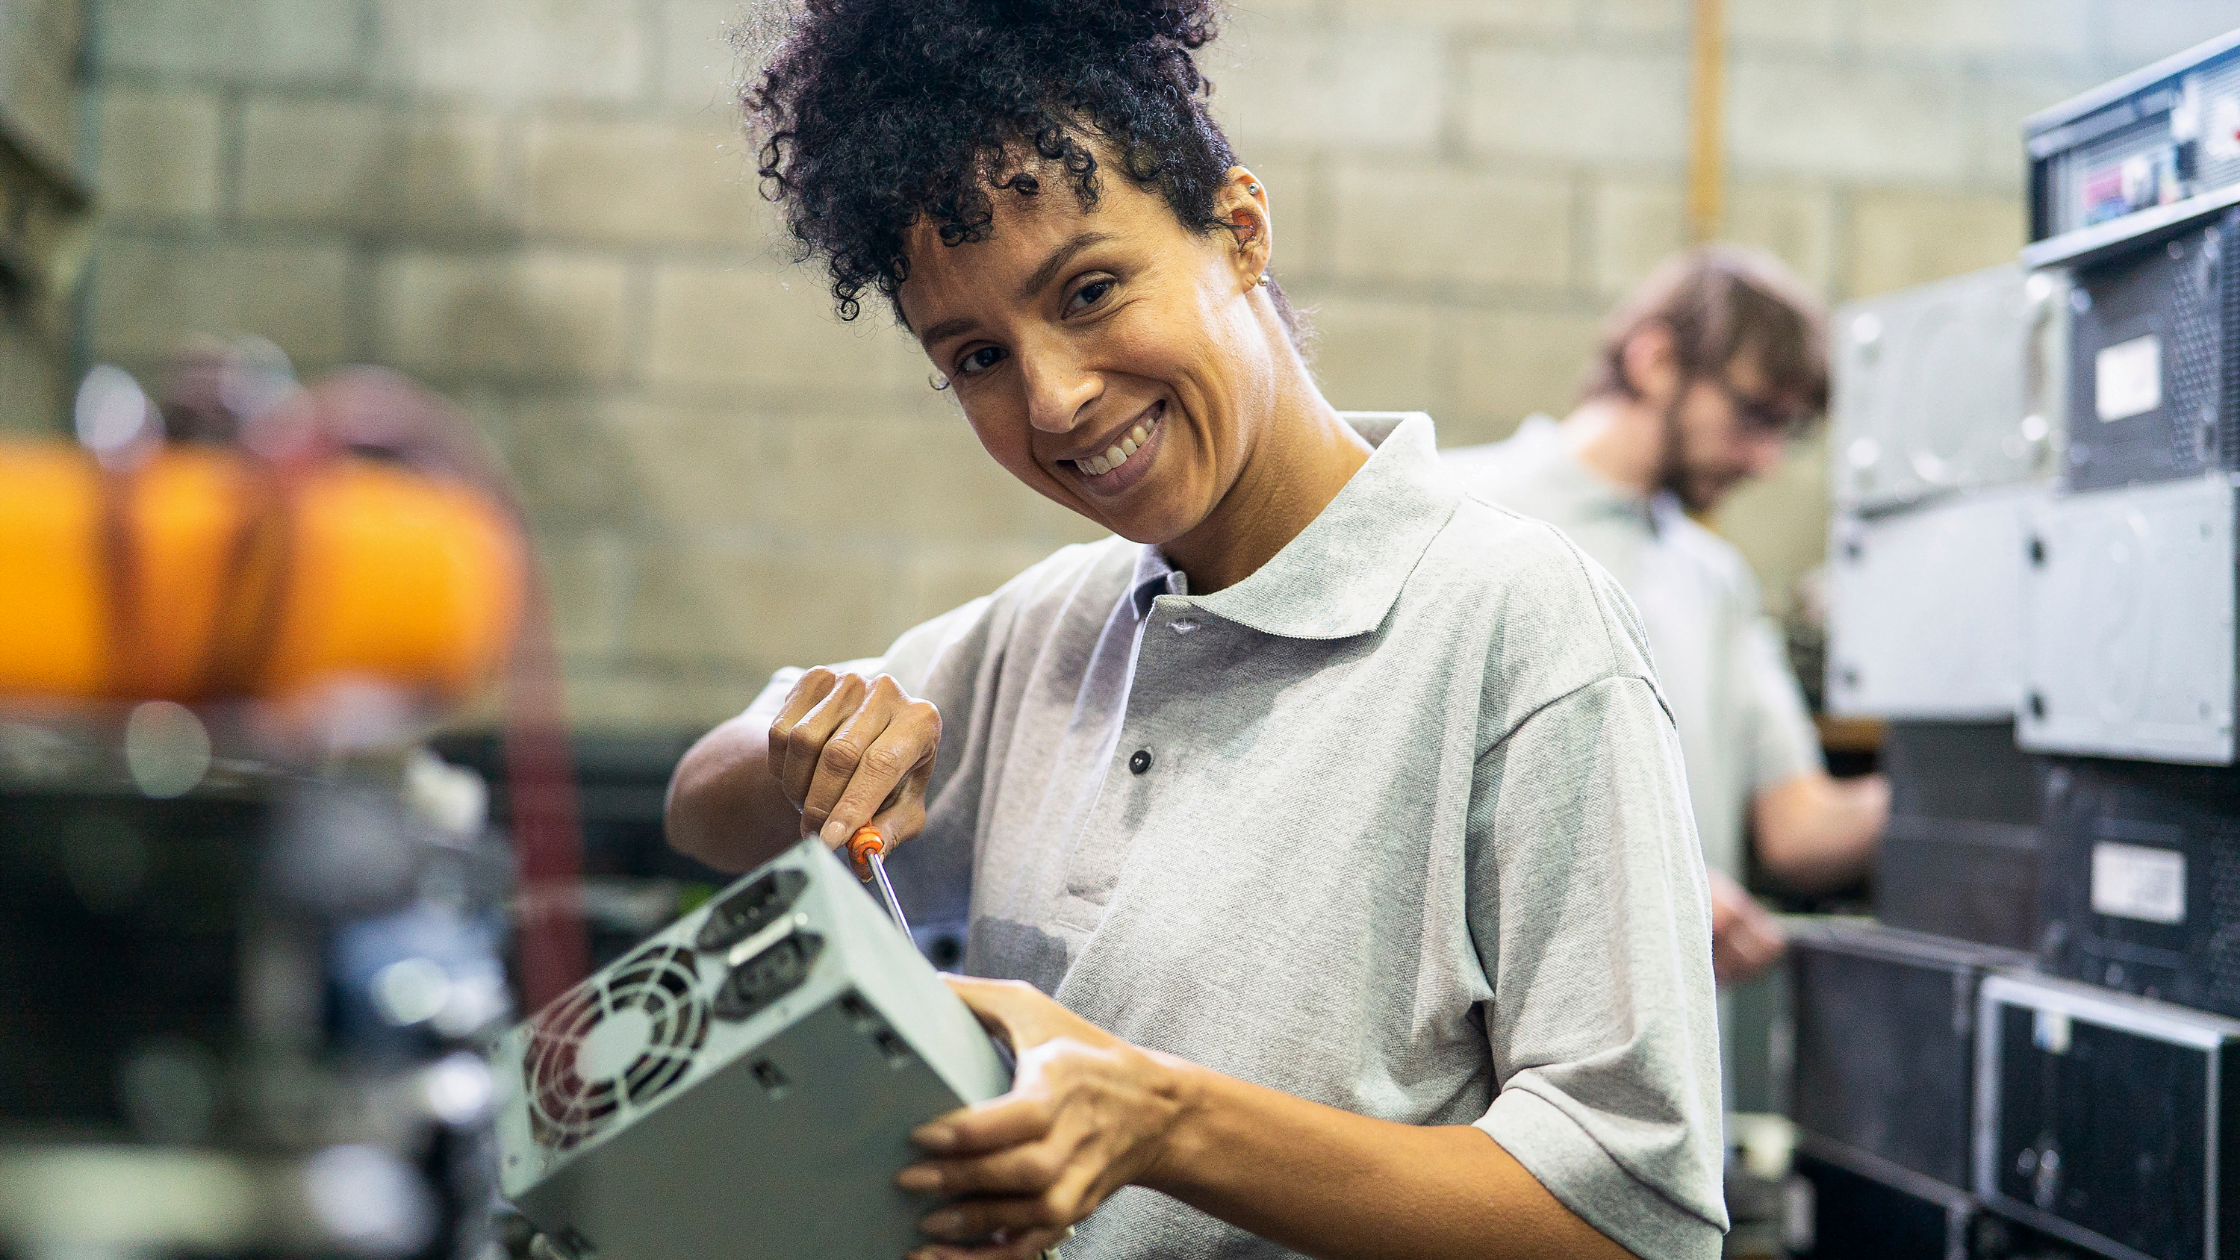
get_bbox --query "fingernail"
[895,1165,941,1192]
[820,819,845,845]
[911,1123,956,1151]
[919,1209,963,1237]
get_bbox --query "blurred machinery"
[0,344,580,1260]
[1794,25,2240,1260]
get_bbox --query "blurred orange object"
[0,440,524,705]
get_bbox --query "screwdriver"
[846,825,912,937]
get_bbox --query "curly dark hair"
[740,0,1301,343]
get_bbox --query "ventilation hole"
[527,943,708,1150]
[751,1059,789,1097]
[874,1030,914,1068]
[839,991,879,1031]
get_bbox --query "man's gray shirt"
[1445,416,1822,881]
[750,414,1726,1258]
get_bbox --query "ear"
[1619,323,1681,404]
[1213,165,1273,294]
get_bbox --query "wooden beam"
[1686,0,1726,244]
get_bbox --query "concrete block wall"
[77,0,2240,727]
[0,0,85,435]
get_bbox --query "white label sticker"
[2096,335,2162,422]
[2091,842,2186,924]
[2209,95,2240,162]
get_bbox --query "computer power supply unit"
[491,839,1010,1260]
[1875,722,2045,953]
[2060,207,2239,495]
[1829,265,2067,513]
[1975,971,2240,1260]
[2016,474,2238,764]
[2039,757,2240,1021]
[1825,485,2043,720]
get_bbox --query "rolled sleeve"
[1469,674,1728,1259]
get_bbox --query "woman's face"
[894,164,1276,547]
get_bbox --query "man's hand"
[1708,868,1785,987]
[895,977,1195,1260]
[768,668,941,852]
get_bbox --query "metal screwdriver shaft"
[847,826,912,937]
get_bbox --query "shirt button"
[1128,749,1152,775]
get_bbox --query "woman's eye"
[956,345,1007,376]
[1068,279,1114,312]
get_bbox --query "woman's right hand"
[769,668,943,856]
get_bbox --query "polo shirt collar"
[1506,414,1677,539]
[1139,412,1462,640]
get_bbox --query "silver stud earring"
[928,371,951,391]
[1247,182,1261,195]
[1257,273,1270,287]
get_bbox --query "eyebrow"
[914,230,1116,351]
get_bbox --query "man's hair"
[1582,245,1829,416]
[739,0,1302,343]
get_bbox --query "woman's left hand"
[898,976,1200,1260]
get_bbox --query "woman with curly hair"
[666,2,1725,1257]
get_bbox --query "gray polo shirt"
[751,414,1725,1258]
[1444,417,1822,881]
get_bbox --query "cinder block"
[2,27,79,164]
[95,89,223,220]
[1589,177,1687,297]
[1855,0,2090,57]
[1464,47,1690,164]
[642,263,926,400]
[1445,306,1602,436]
[559,665,768,733]
[524,117,772,248]
[373,0,646,102]
[1332,160,1573,290]
[601,395,778,531]
[658,0,747,110]
[775,413,1098,545]
[1727,59,1967,183]
[0,324,65,435]
[1328,0,1580,30]
[1585,0,1687,37]
[1845,189,2023,299]
[1299,295,1444,415]
[90,236,352,367]
[97,0,362,84]
[622,539,897,672]
[239,99,513,234]
[538,528,633,659]
[1726,180,1837,294]
[1247,156,1328,281]
[2082,0,2237,76]
[1968,73,2101,195]
[1728,0,1844,48]
[897,539,1078,630]
[1209,27,1442,153]
[485,393,670,526]
[375,251,633,382]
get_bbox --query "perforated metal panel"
[2028,28,2240,244]
[2064,211,2240,491]
[2017,476,2239,764]
[1825,485,2042,719]
[1830,266,2067,512]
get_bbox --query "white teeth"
[1119,437,1138,457]
[1105,444,1127,466]
[1077,409,1163,478]
[1129,425,1148,445]
[1085,455,1107,476]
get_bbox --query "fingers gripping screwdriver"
[846,825,912,937]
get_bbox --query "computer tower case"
[1830,266,2067,513]
[1875,722,2044,952]
[1975,971,2240,1260]
[2059,209,2240,492]
[2038,757,2240,1020]
[2016,474,2237,764]
[2025,27,2240,253]
[1825,486,2042,720]
[492,838,1010,1260]
[1788,920,2029,1194]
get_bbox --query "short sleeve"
[1736,614,1822,793]
[1468,674,1728,1259]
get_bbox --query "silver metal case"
[1830,265,2068,512]
[2016,475,2239,763]
[1975,972,2240,1260]
[1825,485,2044,719]
[492,839,1011,1260]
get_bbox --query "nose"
[1017,335,1101,435]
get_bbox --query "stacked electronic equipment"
[1800,26,2240,1260]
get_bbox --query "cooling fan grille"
[526,941,709,1151]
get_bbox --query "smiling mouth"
[1065,402,1164,478]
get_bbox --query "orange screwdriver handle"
[845,826,886,882]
